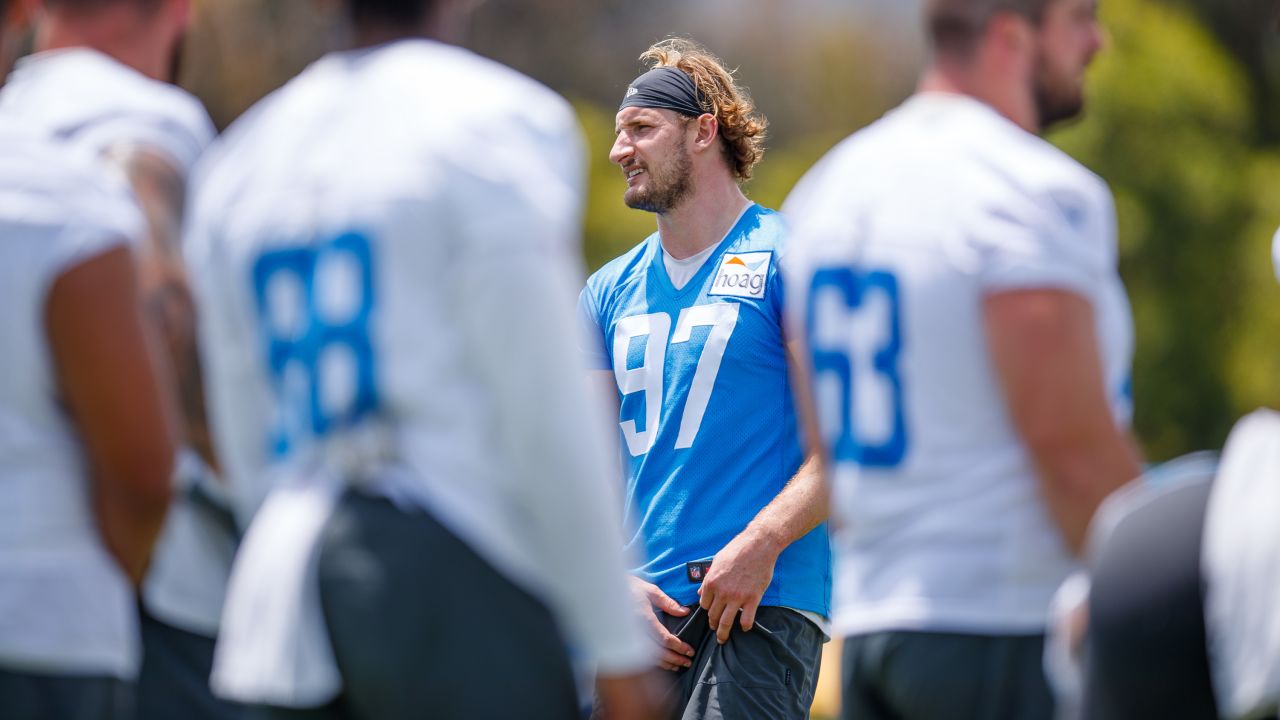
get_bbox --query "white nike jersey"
[784,93,1134,636]
[0,126,145,677]
[0,48,214,174]
[188,39,650,701]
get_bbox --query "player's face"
[1031,0,1103,130]
[610,107,695,214]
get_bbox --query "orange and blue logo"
[710,252,772,299]
[725,256,769,272]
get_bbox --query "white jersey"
[783,93,1134,637]
[0,48,214,173]
[0,126,145,678]
[0,46,226,636]
[187,39,651,706]
[1203,409,1280,719]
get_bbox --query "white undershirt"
[661,203,755,291]
[662,242,718,291]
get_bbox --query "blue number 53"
[805,267,907,468]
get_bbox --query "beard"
[1032,51,1086,132]
[624,143,694,214]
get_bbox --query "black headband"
[619,67,707,118]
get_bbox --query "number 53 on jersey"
[805,266,908,469]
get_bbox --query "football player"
[580,38,831,719]
[0,3,235,717]
[783,0,1141,717]
[188,1,663,718]
[0,1,175,716]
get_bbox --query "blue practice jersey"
[580,204,830,615]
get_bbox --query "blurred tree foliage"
[1049,0,1280,458]
[1178,0,1280,143]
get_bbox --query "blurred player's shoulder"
[209,38,572,155]
[0,48,214,171]
[191,37,585,270]
[787,93,1111,243]
[0,123,140,238]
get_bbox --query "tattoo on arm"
[106,144,220,473]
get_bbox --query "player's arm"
[984,289,1142,555]
[46,245,178,586]
[698,341,828,644]
[104,144,218,473]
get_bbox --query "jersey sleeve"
[968,178,1113,297]
[577,285,611,371]
[45,156,144,282]
[79,91,216,178]
[443,91,652,675]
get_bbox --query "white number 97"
[611,303,740,457]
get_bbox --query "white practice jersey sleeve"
[966,177,1115,297]
[0,49,214,175]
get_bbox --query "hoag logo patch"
[709,251,771,299]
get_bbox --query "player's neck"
[656,178,750,261]
[351,12,465,49]
[918,61,1039,134]
[37,16,170,81]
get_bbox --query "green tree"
[1051,0,1280,458]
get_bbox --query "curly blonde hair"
[640,38,768,181]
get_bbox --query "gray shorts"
[243,490,581,720]
[136,609,243,720]
[656,605,824,720]
[0,668,132,720]
[840,631,1053,720]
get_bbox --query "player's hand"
[595,670,669,720]
[629,576,696,671]
[698,528,781,644]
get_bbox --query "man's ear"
[691,113,719,154]
[987,10,1035,59]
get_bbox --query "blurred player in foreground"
[580,38,830,719]
[0,2,236,718]
[783,0,1140,717]
[187,0,663,718]
[0,1,176,716]
[1070,247,1280,718]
